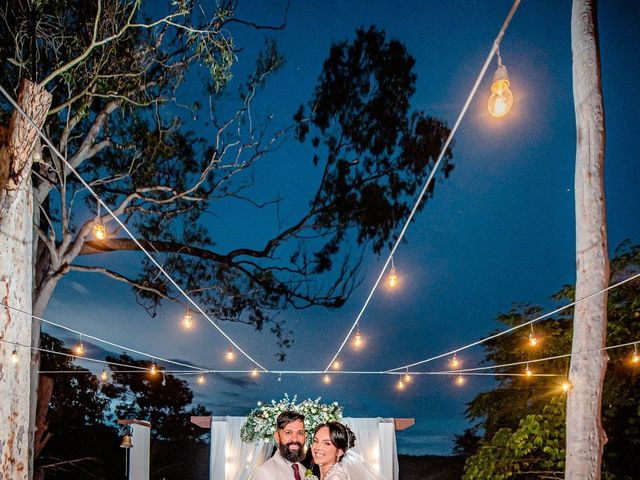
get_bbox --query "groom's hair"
[276,411,305,430]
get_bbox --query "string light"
[92,202,107,240]
[150,361,158,376]
[396,379,405,391]
[525,363,533,377]
[251,368,259,378]
[198,373,205,384]
[450,354,461,369]
[387,257,399,289]
[11,346,19,363]
[404,369,412,383]
[561,380,572,393]
[74,337,84,356]
[455,374,465,386]
[101,369,109,381]
[226,348,235,361]
[332,360,341,370]
[528,324,539,347]
[488,51,514,118]
[182,309,194,329]
[353,327,364,349]
[323,374,331,384]
[631,344,639,365]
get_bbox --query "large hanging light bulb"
[74,338,84,356]
[198,373,205,384]
[150,361,158,375]
[182,309,193,329]
[488,55,514,118]
[528,324,539,347]
[92,202,107,240]
[226,347,235,361]
[450,354,461,369]
[455,374,465,386]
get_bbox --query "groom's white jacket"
[250,451,305,480]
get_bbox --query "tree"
[463,399,566,480]
[35,334,119,479]
[567,0,609,478]
[102,354,211,477]
[458,243,640,480]
[1,1,453,470]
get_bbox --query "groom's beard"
[279,441,305,462]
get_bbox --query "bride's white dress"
[331,450,387,480]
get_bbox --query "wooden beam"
[190,416,415,430]
[118,419,151,428]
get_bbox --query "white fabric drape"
[341,417,397,480]
[209,416,274,480]
[377,420,398,480]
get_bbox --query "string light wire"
[0,84,267,372]
[0,300,206,373]
[323,0,522,372]
[386,271,640,372]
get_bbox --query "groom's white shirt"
[250,451,305,480]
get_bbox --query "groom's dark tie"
[292,464,302,480]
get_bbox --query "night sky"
[44,1,640,455]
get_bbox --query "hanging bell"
[120,433,133,449]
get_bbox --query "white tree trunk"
[566,1,608,479]
[0,79,51,479]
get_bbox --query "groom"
[250,411,307,480]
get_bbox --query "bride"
[311,421,387,480]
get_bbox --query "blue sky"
[44,1,640,456]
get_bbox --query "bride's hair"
[313,421,356,461]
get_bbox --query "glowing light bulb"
[332,360,341,370]
[74,341,84,355]
[101,369,108,381]
[387,266,399,289]
[396,379,405,391]
[198,373,205,384]
[323,374,331,384]
[226,348,235,361]
[182,311,193,329]
[525,365,533,377]
[632,350,640,365]
[251,368,259,378]
[93,220,107,240]
[529,332,539,347]
[450,354,461,369]
[561,381,572,393]
[150,362,157,375]
[404,372,412,383]
[353,331,363,349]
[11,349,19,363]
[455,374,465,386]
[488,64,513,118]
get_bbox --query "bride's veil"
[341,449,388,480]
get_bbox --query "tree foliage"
[0,3,453,358]
[458,243,640,480]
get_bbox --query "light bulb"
[226,348,235,361]
[332,360,341,370]
[525,365,533,377]
[74,341,84,355]
[353,331,363,349]
[387,267,399,289]
[488,65,513,118]
[101,369,108,381]
[323,374,331,384]
[455,374,465,386]
[632,351,640,364]
[11,349,19,363]
[404,372,412,383]
[450,354,461,369]
[529,333,539,347]
[251,368,259,378]
[396,379,405,391]
[182,312,193,329]
[150,362,157,375]
[561,381,572,393]
[198,374,205,384]
[93,220,107,240]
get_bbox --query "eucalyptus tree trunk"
[566,1,608,479]
[0,79,51,479]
